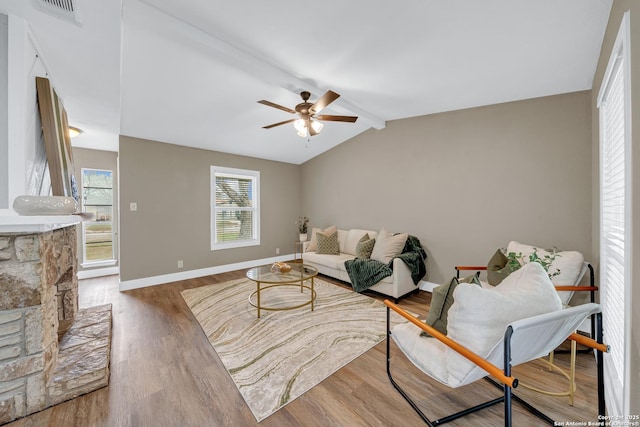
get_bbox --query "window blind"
[210,166,260,251]
[598,34,627,416]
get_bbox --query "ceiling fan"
[258,90,358,137]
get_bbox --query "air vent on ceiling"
[34,0,82,25]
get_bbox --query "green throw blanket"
[344,235,427,293]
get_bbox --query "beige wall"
[590,0,639,414]
[118,136,301,281]
[72,147,119,269]
[301,91,592,284]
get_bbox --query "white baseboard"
[419,280,439,292]
[78,266,120,280]
[118,254,296,291]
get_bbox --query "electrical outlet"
[130,202,137,211]
[177,260,183,269]
[276,248,280,255]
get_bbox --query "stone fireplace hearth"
[0,221,112,424]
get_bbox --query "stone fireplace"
[0,220,112,424]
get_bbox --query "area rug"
[181,277,407,422]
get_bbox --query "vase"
[299,233,307,242]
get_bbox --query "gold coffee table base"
[248,282,316,318]
[245,264,319,318]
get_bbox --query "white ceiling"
[2,0,612,164]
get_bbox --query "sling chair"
[455,261,598,405]
[384,263,609,426]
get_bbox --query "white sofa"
[302,228,418,301]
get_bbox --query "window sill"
[211,239,260,251]
[81,259,117,269]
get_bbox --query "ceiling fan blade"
[257,100,296,114]
[310,90,340,114]
[263,118,296,129]
[307,118,318,136]
[315,115,358,123]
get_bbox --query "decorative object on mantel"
[36,77,79,200]
[13,195,78,216]
[270,262,292,273]
[296,216,309,241]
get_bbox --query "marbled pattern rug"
[181,277,406,422]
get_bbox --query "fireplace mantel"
[0,215,81,233]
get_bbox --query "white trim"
[621,10,633,415]
[80,167,115,263]
[81,259,117,269]
[78,266,119,280]
[418,280,439,292]
[118,254,294,291]
[597,10,632,417]
[210,165,260,251]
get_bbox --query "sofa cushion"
[355,235,376,259]
[446,262,562,386]
[303,252,354,270]
[370,228,408,264]
[343,229,376,255]
[307,225,337,252]
[337,229,349,253]
[316,231,340,255]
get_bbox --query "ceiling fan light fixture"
[294,118,306,132]
[311,119,323,134]
[68,126,83,138]
[293,118,323,138]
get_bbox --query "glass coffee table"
[246,263,318,318]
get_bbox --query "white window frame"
[210,166,260,251]
[81,167,116,267]
[596,11,632,417]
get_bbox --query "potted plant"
[296,216,309,241]
[504,248,562,280]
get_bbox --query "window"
[81,168,115,264]
[211,166,260,250]
[597,11,631,417]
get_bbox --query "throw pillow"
[487,249,511,286]
[316,231,340,255]
[307,225,337,252]
[370,228,409,264]
[446,262,562,386]
[421,273,481,337]
[344,229,374,256]
[355,234,376,259]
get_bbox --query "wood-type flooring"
[6,269,603,426]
